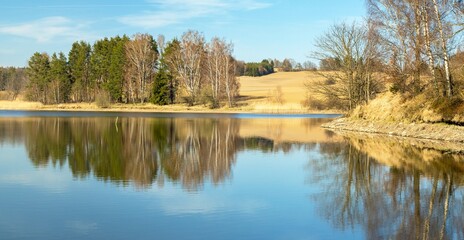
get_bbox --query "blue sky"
[0,0,366,67]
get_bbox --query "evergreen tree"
[107,36,128,102]
[49,52,71,103]
[69,41,91,102]
[163,39,180,104]
[151,66,171,105]
[26,52,50,103]
[90,38,111,92]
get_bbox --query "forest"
[17,30,240,108]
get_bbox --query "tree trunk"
[432,0,453,97]
[422,4,440,95]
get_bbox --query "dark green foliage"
[69,41,92,102]
[90,38,112,91]
[244,59,274,77]
[163,39,180,104]
[91,36,128,102]
[151,67,171,105]
[26,52,51,103]
[49,52,71,103]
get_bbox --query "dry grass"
[239,71,325,105]
[351,91,464,124]
[0,100,44,109]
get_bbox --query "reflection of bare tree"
[159,118,240,190]
[309,135,464,239]
[0,117,243,190]
[121,118,159,188]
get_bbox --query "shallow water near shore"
[0,111,463,239]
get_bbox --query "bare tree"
[224,56,240,107]
[166,30,205,106]
[368,0,422,93]
[368,0,462,97]
[124,33,158,103]
[310,21,382,110]
[205,38,239,107]
[432,0,454,97]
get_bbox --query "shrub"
[96,90,111,108]
[268,86,285,105]
[302,97,325,110]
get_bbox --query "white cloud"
[0,16,93,43]
[0,169,70,192]
[142,186,269,216]
[119,0,271,28]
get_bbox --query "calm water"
[0,111,464,240]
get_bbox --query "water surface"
[0,111,463,239]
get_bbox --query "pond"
[0,111,463,240]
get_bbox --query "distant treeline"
[238,59,318,77]
[0,67,27,100]
[15,30,240,108]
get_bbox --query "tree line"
[24,30,240,108]
[237,58,318,77]
[0,67,27,100]
[308,0,464,110]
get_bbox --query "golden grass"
[239,71,325,105]
[239,118,342,143]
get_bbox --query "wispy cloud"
[0,169,70,193]
[119,0,271,28]
[0,16,94,43]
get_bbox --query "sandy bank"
[323,118,464,143]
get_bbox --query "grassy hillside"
[238,71,328,112]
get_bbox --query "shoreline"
[0,100,342,115]
[322,117,464,143]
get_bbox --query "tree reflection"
[0,117,244,190]
[0,116,336,190]
[310,134,464,239]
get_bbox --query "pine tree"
[26,52,50,103]
[69,41,91,102]
[151,67,171,105]
[49,52,71,103]
[107,36,128,102]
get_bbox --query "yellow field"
[239,71,324,104]
[238,71,327,112]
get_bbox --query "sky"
[0,0,366,67]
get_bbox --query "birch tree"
[124,33,158,103]
[166,30,205,106]
[205,38,239,107]
[431,0,454,97]
[368,0,462,97]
